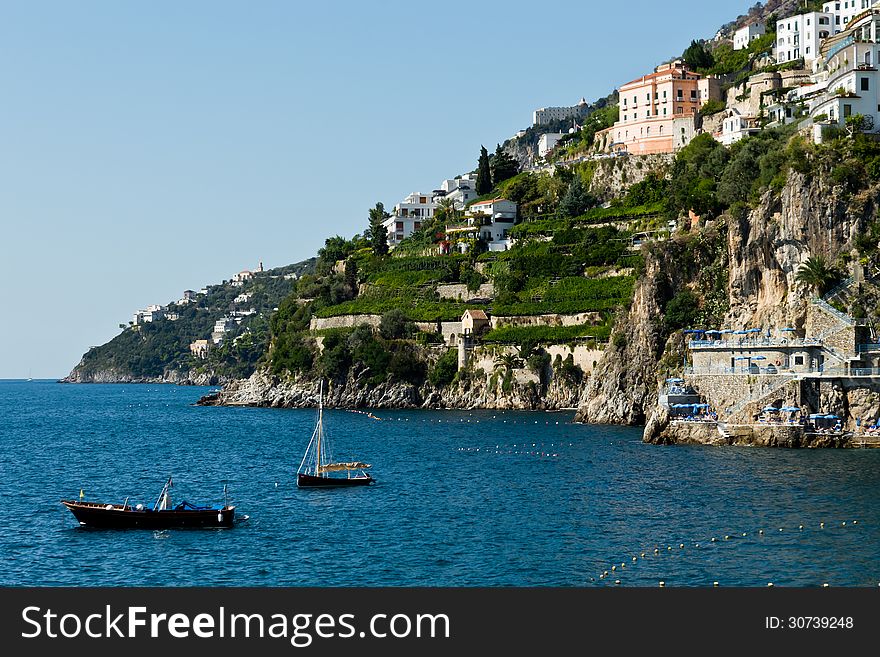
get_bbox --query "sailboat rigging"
[297,382,374,487]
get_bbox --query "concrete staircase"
[723,374,799,423]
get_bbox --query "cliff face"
[60,362,229,386]
[577,170,878,430]
[199,366,584,411]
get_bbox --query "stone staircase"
[722,374,799,423]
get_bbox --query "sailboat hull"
[297,473,373,488]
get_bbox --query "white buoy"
[640,552,645,558]
[853,520,858,525]
[695,543,700,548]
[724,535,730,540]
[779,528,783,532]
[615,579,621,585]
[633,557,638,562]
[799,525,803,530]
[711,537,716,542]
[612,565,616,571]
[667,546,672,551]
[654,548,659,554]
[603,571,608,577]
[820,522,824,528]
[842,521,846,526]
[713,582,719,587]
[679,543,684,549]
[767,582,774,587]
[823,583,829,588]
[659,581,665,587]
[759,529,764,534]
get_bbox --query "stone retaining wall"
[490,312,603,329]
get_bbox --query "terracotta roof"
[471,198,510,206]
[621,67,697,88]
[465,309,488,320]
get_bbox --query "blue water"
[0,380,878,587]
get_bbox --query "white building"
[719,108,761,145]
[824,0,877,32]
[538,132,564,157]
[734,22,766,50]
[234,293,252,304]
[809,9,880,133]
[466,199,517,251]
[132,304,165,325]
[211,317,237,344]
[776,12,834,65]
[382,191,439,247]
[435,175,478,210]
[532,98,589,126]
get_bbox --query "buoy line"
[595,518,866,587]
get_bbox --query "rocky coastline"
[195,367,584,412]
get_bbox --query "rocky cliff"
[585,164,880,443]
[198,365,584,411]
[61,363,231,386]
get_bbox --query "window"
[862,77,870,91]
[690,90,697,99]
[395,221,404,231]
[794,356,804,365]
[659,125,663,134]
[844,103,853,117]
[413,222,421,230]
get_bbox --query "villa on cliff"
[610,61,722,155]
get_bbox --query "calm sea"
[0,380,878,587]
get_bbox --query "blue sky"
[0,0,757,378]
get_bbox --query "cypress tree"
[476,145,492,195]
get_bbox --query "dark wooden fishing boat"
[61,478,236,529]
[297,382,374,488]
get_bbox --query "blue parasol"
[752,355,767,360]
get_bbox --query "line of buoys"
[598,519,869,587]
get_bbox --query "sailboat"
[297,382,374,488]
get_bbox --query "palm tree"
[494,352,523,375]
[795,255,838,296]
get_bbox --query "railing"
[689,337,823,349]
[822,276,855,303]
[857,344,880,353]
[815,367,880,377]
[811,298,856,326]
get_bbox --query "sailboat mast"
[316,381,323,474]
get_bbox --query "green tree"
[367,202,390,256]
[663,290,700,332]
[558,175,595,218]
[796,256,838,296]
[379,308,412,339]
[344,258,359,292]
[682,40,714,71]
[491,144,519,185]
[429,348,458,387]
[476,145,492,195]
[494,352,523,374]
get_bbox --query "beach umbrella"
[824,414,840,419]
[734,356,748,360]
[762,406,779,412]
[781,407,800,412]
[734,330,748,335]
[721,329,734,333]
[780,328,795,332]
[666,378,684,383]
[752,355,767,360]
[748,328,762,333]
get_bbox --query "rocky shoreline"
[59,367,230,387]
[195,367,584,412]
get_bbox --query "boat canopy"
[318,462,372,473]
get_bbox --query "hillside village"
[69,1,880,447]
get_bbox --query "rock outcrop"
[198,366,584,412]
